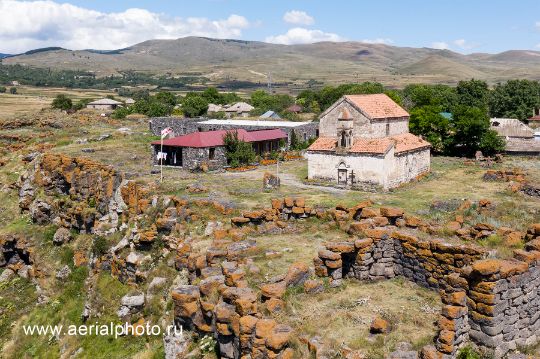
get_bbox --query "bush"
[9,87,16,94]
[51,94,73,111]
[92,236,109,257]
[223,130,256,168]
[0,86,6,93]
[456,345,481,359]
[479,130,505,156]
[112,106,132,119]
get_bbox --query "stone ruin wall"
[313,205,540,358]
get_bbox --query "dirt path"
[222,168,349,193]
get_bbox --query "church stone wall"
[387,149,431,187]
[319,98,409,139]
[306,151,391,188]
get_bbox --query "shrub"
[51,94,73,111]
[9,87,17,94]
[92,236,109,257]
[223,130,256,168]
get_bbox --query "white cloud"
[265,27,344,45]
[0,0,250,53]
[362,38,393,45]
[283,10,314,25]
[431,41,450,50]
[453,39,479,51]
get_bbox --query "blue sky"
[1,0,540,54]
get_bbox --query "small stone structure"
[306,94,431,189]
[313,203,540,358]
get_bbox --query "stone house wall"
[148,117,319,147]
[151,145,227,170]
[319,99,409,139]
[148,117,201,138]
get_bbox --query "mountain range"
[3,37,540,86]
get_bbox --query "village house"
[259,110,282,120]
[224,102,254,118]
[148,117,318,146]
[151,129,287,170]
[86,98,123,110]
[527,114,540,129]
[286,104,303,114]
[491,118,540,155]
[306,94,431,190]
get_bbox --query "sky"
[1,0,540,54]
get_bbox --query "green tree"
[0,86,6,93]
[402,84,457,111]
[9,87,16,94]
[456,79,489,110]
[201,87,222,104]
[182,96,209,117]
[51,94,73,111]
[409,105,450,153]
[479,129,505,156]
[223,131,256,167]
[155,91,177,106]
[449,106,491,156]
[488,79,540,121]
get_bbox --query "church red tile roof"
[308,133,430,155]
[345,94,409,119]
[152,129,287,148]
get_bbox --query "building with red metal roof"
[151,129,287,170]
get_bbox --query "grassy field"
[0,86,116,118]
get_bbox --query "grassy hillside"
[4,37,540,86]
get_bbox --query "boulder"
[284,262,310,287]
[53,227,72,245]
[55,265,72,280]
[121,293,145,309]
[30,200,53,225]
[370,316,390,334]
[303,279,324,294]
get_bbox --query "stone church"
[306,94,431,189]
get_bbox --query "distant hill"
[0,53,12,59]
[399,55,485,78]
[4,36,540,86]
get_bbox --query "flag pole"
[160,136,164,183]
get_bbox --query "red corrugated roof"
[528,115,540,121]
[151,129,287,148]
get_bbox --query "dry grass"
[0,86,116,119]
[276,278,440,358]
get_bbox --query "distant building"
[527,114,540,129]
[490,118,540,155]
[306,94,431,189]
[86,98,123,110]
[207,103,224,114]
[224,102,254,118]
[259,111,282,120]
[10,81,19,86]
[286,104,303,114]
[124,98,135,106]
[151,129,287,170]
[490,118,534,139]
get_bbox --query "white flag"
[161,127,173,139]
